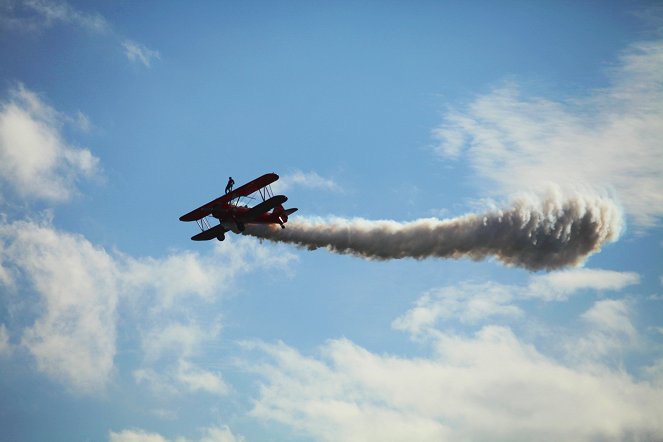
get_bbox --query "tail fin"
[273,205,297,223]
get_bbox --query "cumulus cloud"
[1,218,119,393]
[246,325,663,442]
[0,84,99,202]
[0,216,295,394]
[433,39,663,228]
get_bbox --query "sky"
[0,1,662,441]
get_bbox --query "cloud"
[0,84,99,202]
[272,170,341,194]
[570,299,638,362]
[526,268,640,301]
[109,426,246,442]
[22,0,108,32]
[134,362,228,397]
[246,323,663,442]
[393,269,640,336]
[109,429,168,442]
[0,0,107,33]
[433,39,663,228]
[134,322,230,397]
[392,282,522,335]
[1,1,159,68]
[0,216,296,394]
[1,218,119,394]
[123,40,161,68]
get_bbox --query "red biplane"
[179,173,297,241]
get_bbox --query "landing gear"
[216,232,225,241]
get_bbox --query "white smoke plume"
[245,193,622,271]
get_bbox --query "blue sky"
[1,1,662,441]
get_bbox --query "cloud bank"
[246,190,621,270]
[0,217,294,394]
[246,298,663,442]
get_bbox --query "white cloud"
[247,327,663,442]
[135,322,229,397]
[1,218,119,394]
[109,429,168,442]
[175,360,229,396]
[433,39,663,228]
[272,170,341,194]
[0,0,108,33]
[394,269,640,336]
[1,1,159,68]
[142,322,214,363]
[109,426,245,442]
[567,299,638,363]
[527,268,640,301]
[0,84,99,202]
[0,216,296,394]
[134,362,228,397]
[123,40,161,68]
[23,0,108,32]
[392,282,522,335]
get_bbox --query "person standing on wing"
[225,176,235,194]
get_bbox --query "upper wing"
[179,172,279,221]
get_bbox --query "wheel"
[216,233,225,241]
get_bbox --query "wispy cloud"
[1,0,159,68]
[109,425,246,442]
[393,268,640,336]
[433,39,663,228]
[0,84,99,202]
[22,0,108,32]
[0,0,106,33]
[123,40,161,68]
[527,268,640,301]
[272,170,341,194]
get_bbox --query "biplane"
[179,173,297,241]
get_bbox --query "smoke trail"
[244,193,622,271]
